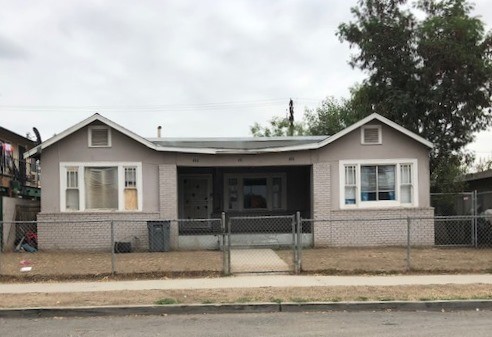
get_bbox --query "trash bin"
[114,241,132,253]
[147,221,170,252]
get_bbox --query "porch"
[177,165,312,249]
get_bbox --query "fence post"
[292,214,297,274]
[221,212,227,275]
[110,220,115,275]
[226,217,232,275]
[406,216,411,272]
[473,190,478,248]
[296,211,302,274]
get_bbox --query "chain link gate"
[223,214,300,274]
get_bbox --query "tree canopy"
[250,116,307,137]
[252,0,492,192]
[249,96,357,137]
[337,0,492,191]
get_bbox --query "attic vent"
[89,127,111,147]
[361,125,381,144]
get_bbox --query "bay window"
[340,160,417,208]
[60,162,142,211]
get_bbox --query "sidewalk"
[2,274,492,294]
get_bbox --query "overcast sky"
[1,0,491,160]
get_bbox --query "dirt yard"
[1,284,492,308]
[1,247,492,281]
[277,247,492,274]
[0,251,223,280]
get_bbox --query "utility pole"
[288,98,294,136]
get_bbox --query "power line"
[0,97,323,112]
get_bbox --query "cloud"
[0,0,490,149]
[0,35,28,59]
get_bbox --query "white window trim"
[88,126,112,148]
[60,162,143,212]
[339,159,418,209]
[224,173,287,212]
[361,125,382,145]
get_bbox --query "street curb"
[1,300,492,318]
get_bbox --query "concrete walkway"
[231,249,290,273]
[2,274,492,294]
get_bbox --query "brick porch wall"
[312,162,331,220]
[37,212,160,251]
[159,164,178,249]
[313,208,435,247]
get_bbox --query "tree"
[250,116,307,137]
[337,0,492,192]
[250,96,354,137]
[473,157,492,173]
[305,92,368,136]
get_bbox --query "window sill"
[62,209,142,213]
[339,204,417,211]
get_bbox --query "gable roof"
[0,127,36,147]
[317,113,433,149]
[24,112,432,158]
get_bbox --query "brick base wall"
[37,212,160,251]
[313,208,434,247]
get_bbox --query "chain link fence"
[1,213,492,279]
[225,215,297,274]
[431,192,476,216]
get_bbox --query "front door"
[179,175,213,219]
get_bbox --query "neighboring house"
[463,169,492,212]
[0,127,40,199]
[25,113,434,251]
[0,126,41,252]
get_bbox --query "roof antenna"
[32,127,42,145]
[288,98,294,136]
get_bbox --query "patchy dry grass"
[1,284,492,308]
[0,250,222,281]
[1,246,492,282]
[278,247,492,274]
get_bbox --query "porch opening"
[177,165,312,235]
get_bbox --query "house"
[463,169,492,212]
[1,126,41,251]
[0,127,40,199]
[25,113,434,251]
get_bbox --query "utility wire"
[0,98,322,112]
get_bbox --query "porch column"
[159,164,178,249]
[312,162,331,246]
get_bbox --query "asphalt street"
[1,311,491,337]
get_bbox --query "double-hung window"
[340,160,417,208]
[124,167,138,210]
[65,167,79,210]
[61,162,142,211]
